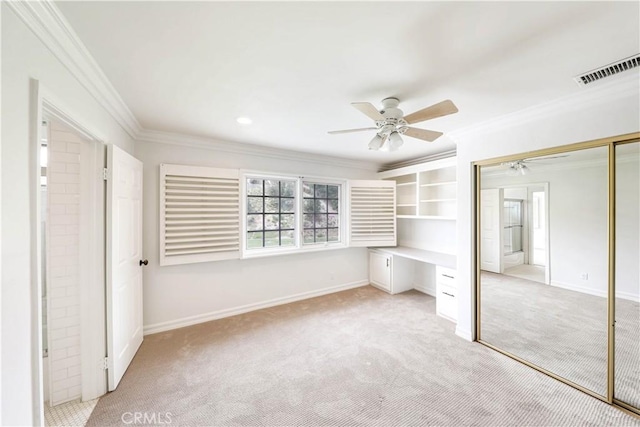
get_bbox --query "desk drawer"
[436,283,457,322]
[436,266,457,288]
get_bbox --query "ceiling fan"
[502,155,569,175]
[328,97,459,151]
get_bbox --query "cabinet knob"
[139,259,148,266]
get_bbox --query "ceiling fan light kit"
[329,97,458,152]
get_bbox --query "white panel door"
[107,145,144,391]
[480,188,503,273]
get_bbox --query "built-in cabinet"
[369,156,458,323]
[378,157,457,220]
[368,250,416,295]
[436,266,458,322]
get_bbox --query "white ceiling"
[55,1,639,165]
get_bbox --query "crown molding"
[136,129,380,172]
[449,71,640,143]
[6,0,142,138]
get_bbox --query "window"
[246,178,297,249]
[302,182,340,244]
[243,175,348,256]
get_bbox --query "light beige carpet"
[88,286,639,426]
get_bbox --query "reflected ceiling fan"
[502,155,569,175]
[328,97,458,151]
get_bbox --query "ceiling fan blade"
[328,127,377,135]
[351,102,384,121]
[403,100,459,125]
[523,155,570,162]
[403,127,443,142]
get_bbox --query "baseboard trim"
[455,327,473,342]
[413,284,436,297]
[551,280,639,302]
[143,280,370,335]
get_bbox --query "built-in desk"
[368,246,458,322]
[370,246,456,269]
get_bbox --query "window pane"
[246,178,298,250]
[315,185,327,198]
[281,181,295,197]
[328,199,339,213]
[315,214,327,228]
[264,214,279,230]
[303,214,314,228]
[327,185,339,198]
[303,229,314,244]
[328,214,339,228]
[247,197,263,213]
[247,231,264,248]
[265,197,279,213]
[247,179,263,196]
[328,228,339,242]
[247,214,263,231]
[303,199,314,213]
[315,228,327,242]
[315,199,327,213]
[264,231,279,247]
[303,183,314,198]
[281,198,294,213]
[265,180,279,196]
[281,230,295,246]
[280,214,294,229]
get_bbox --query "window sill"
[241,242,348,259]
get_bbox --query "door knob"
[139,259,148,266]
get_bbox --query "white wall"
[135,140,376,333]
[615,146,640,302]
[397,218,457,256]
[453,75,640,341]
[1,6,135,425]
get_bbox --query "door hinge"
[101,357,109,370]
[103,168,109,181]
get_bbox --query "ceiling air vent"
[574,54,640,86]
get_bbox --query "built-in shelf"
[378,156,458,220]
[420,199,457,203]
[397,215,457,220]
[420,181,456,187]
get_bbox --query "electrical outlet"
[580,273,589,280]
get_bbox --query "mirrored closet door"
[614,141,640,412]
[478,145,610,398]
[475,134,640,414]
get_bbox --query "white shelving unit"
[378,156,457,220]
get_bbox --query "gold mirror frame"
[472,132,640,417]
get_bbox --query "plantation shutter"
[160,164,240,266]
[348,180,396,247]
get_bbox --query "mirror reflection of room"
[614,141,640,410]
[479,146,610,397]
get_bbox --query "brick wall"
[46,120,83,405]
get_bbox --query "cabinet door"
[369,251,391,292]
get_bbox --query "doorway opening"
[480,183,550,285]
[36,105,107,426]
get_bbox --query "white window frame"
[300,177,347,248]
[241,172,347,259]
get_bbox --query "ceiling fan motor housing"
[379,97,404,118]
[376,98,408,135]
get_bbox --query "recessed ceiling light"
[236,117,252,125]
